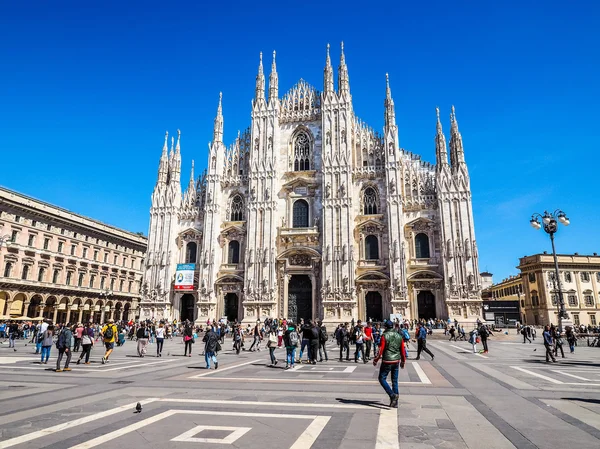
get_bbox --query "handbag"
[216,341,222,352]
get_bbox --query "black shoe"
[215,362,218,369]
[389,394,399,408]
[415,357,420,360]
[431,355,434,361]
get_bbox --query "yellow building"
[0,187,147,323]
[517,253,600,327]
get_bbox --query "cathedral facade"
[140,44,483,325]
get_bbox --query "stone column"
[23,301,30,317]
[52,306,58,324]
[283,273,290,319]
[65,307,71,324]
[77,307,84,324]
[100,308,105,324]
[38,302,45,319]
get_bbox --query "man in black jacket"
[203,327,219,369]
[309,321,320,364]
[337,323,350,361]
[318,320,329,362]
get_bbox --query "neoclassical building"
[0,187,147,323]
[141,44,482,325]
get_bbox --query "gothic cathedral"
[140,44,483,325]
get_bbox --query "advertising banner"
[174,263,196,290]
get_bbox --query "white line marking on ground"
[552,370,591,381]
[188,376,428,385]
[171,425,251,443]
[101,359,176,371]
[160,398,368,409]
[412,362,431,384]
[511,366,564,384]
[290,415,330,449]
[292,365,356,373]
[427,342,466,360]
[375,406,399,449]
[0,399,159,449]
[188,359,256,378]
[449,344,488,358]
[68,410,329,449]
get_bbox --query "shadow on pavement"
[335,398,389,409]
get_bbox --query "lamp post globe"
[529,210,570,332]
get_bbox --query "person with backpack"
[55,323,74,372]
[40,325,54,364]
[415,323,434,361]
[373,320,406,408]
[284,323,299,369]
[478,323,490,354]
[318,320,329,362]
[76,323,94,365]
[337,323,350,361]
[203,326,219,369]
[233,324,242,354]
[354,324,366,363]
[298,321,312,363]
[183,323,194,357]
[101,319,118,364]
[400,324,411,359]
[266,327,279,366]
[469,327,479,353]
[372,323,382,358]
[136,322,149,357]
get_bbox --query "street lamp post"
[530,210,570,332]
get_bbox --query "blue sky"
[1,1,598,282]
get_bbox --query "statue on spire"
[435,107,449,168]
[268,50,278,103]
[213,92,224,143]
[255,52,265,102]
[323,43,334,96]
[338,41,350,96]
[449,105,466,169]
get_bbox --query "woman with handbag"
[183,323,194,357]
[76,323,94,365]
[267,328,278,366]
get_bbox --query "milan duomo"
[140,44,482,325]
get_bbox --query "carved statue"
[325,183,331,198]
[281,216,286,227]
[341,130,346,143]
[261,279,268,294]
[203,251,208,265]
[250,187,256,201]
[265,188,270,200]
[268,136,273,150]
[160,251,166,266]
[389,179,396,194]
[342,244,347,263]
[338,182,346,198]
[314,216,320,227]
[325,245,330,263]
[465,239,471,259]
[248,249,254,265]
[473,240,478,258]
[342,276,349,293]
[326,131,331,145]
[263,248,268,264]
[392,240,398,262]
[447,239,453,258]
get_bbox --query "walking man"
[309,320,320,364]
[55,323,74,372]
[203,326,219,369]
[373,320,406,407]
[338,323,350,361]
[415,323,434,361]
[364,321,373,361]
[478,323,490,354]
[354,324,365,363]
[522,326,532,343]
[318,320,329,362]
[101,319,118,364]
[543,324,556,363]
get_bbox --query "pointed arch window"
[415,233,430,259]
[363,187,378,214]
[293,199,309,228]
[186,242,197,264]
[228,240,240,264]
[230,195,244,221]
[365,235,379,260]
[293,131,311,171]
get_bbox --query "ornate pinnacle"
[176,129,181,151]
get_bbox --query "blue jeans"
[378,362,399,398]
[286,347,296,366]
[41,346,51,362]
[205,351,217,368]
[299,339,310,360]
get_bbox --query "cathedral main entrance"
[224,293,239,322]
[288,275,312,323]
[417,290,436,319]
[180,294,195,323]
[365,291,383,322]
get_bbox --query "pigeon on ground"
[533,349,537,351]
[135,402,142,413]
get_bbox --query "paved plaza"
[1,334,600,448]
